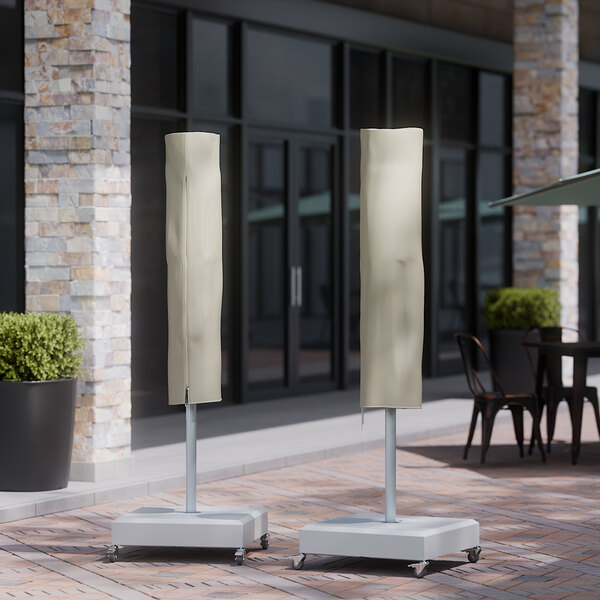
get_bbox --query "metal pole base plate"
[110,505,268,564]
[297,513,480,577]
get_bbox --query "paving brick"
[1,413,600,598]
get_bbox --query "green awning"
[489,167,600,208]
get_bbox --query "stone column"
[513,0,579,330]
[24,0,132,481]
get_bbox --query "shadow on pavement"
[399,439,600,477]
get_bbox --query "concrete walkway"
[0,373,479,524]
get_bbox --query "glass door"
[248,136,288,389]
[247,131,337,396]
[295,141,336,385]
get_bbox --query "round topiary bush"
[483,287,561,331]
[0,312,86,382]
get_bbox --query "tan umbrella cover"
[360,128,424,409]
[165,132,223,405]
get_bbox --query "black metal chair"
[523,326,600,453]
[455,332,546,464]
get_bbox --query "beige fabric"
[165,132,222,405]
[360,128,424,409]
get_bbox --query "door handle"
[296,266,303,308]
[290,266,297,307]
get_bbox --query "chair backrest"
[455,332,504,397]
[523,326,584,389]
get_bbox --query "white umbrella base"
[108,505,269,565]
[294,513,480,577]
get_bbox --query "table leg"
[535,353,546,397]
[570,355,587,465]
[530,353,547,454]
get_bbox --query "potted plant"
[0,312,85,491]
[483,287,561,393]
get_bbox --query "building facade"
[1,0,599,479]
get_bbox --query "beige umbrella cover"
[360,128,424,409]
[165,132,223,405]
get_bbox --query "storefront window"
[131,117,181,418]
[247,28,337,128]
[190,18,233,116]
[130,4,514,404]
[350,48,383,129]
[479,72,508,147]
[248,139,287,388]
[0,104,23,312]
[438,149,471,359]
[0,3,22,91]
[392,55,429,132]
[132,7,181,109]
[438,63,475,143]
[0,1,23,312]
[578,88,599,341]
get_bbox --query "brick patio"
[0,403,599,600]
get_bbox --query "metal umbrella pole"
[385,408,396,523]
[185,390,197,513]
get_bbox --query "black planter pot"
[489,329,539,394]
[0,378,76,491]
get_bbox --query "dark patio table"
[523,340,600,464]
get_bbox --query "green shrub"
[0,312,86,382]
[483,287,561,330]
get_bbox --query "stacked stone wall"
[513,0,579,330]
[24,0,131,479]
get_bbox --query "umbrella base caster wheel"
[260,533,269,550]
[408,560,428,578]
[465,546,482,563]
[106,545,119,563]
[234,548,246,565]
[291,553,306,570]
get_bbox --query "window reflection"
[438,150,471,363]
[0,5,22,92]
[190,18,233,116]
[392,55,429,132]
[479,151,507,301]
[350,49,383,129]
[579,89,596,159]
[298,145,334,382]
[247,29,337,128]
[132,7,180,109]
[0,105,21,311]
[248,140,286,387]
[579,207,593,338]
[0,2,23,313]
[131,117,181,417]
[479,72,507,147]
[578,89,598,341]
[438,63,474,142]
